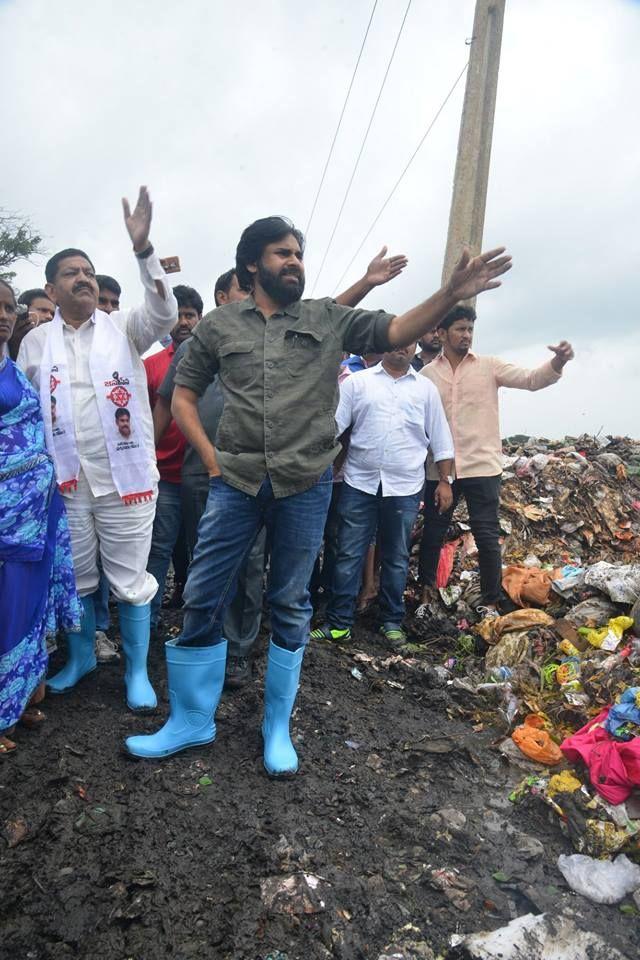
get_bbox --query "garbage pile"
[405,435,640,893]
[496,433,640,566]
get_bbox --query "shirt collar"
[435,349,477,367]
[238,295,301,318]
[372,361,418,380]
[58,306,96,328]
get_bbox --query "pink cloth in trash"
[436,538,460,589]
[560,708,640,805]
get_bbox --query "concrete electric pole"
[442,0,506,291]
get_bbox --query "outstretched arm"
[493,342,574,391]
[386,246,512,347]
[123,186,165,300]
[335,246,408,307]
[121,186,178,354]
[548,341,574,372]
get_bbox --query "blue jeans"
[147,480,183,628]
[182,473,266,658]
[179,470,333,650]
[326,483,421,629]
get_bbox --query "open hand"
[366,246,408,287]
[447,245,512,302]
[122,186,153,253]
[548,340,574,371]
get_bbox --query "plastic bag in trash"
[502,565,560,607]
[583,561,640,604]
[603,687,640,740]
[556,852,640,903]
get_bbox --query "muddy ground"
[1,601,638,960]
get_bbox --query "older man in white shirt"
[312,341,455,648]
[18,187,178,711]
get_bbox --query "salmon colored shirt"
[421,351,562,480]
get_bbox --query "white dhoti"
[65,471,158,604]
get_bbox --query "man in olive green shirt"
[126,216,511,774]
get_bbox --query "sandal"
[20,707,46,729]
[0,735,17,755]
[310,624,352,643]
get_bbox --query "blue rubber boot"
[125,639,227,759]
[47,596,97,693]
[262,640,305,776]
[117,601,157,712]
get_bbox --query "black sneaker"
[225,655,251,690]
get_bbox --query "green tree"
[0,210,44,282]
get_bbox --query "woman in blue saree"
[0,279,80,754]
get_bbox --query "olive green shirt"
[174,295,394,497]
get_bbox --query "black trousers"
[418,475,502,604]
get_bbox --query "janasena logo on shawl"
[105,371,132,408]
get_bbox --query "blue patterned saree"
[0,358,81,731]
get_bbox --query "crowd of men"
[10,187,574,775]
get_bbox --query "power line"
[304,0,379,239]
[331,60,469,296]
[310,0,413,296]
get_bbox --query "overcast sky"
[2,0,638,438]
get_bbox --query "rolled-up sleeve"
[125,252,178,355]
[327,300,395,356]
[174,325,219,397]
[493,357,561,391]
[424,381,455,463]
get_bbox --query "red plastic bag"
[561,709,640,805]
[436,539,460,589]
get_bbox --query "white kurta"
[17,251,178,602]
[18,251,177,497]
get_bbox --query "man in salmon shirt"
[419,305,574,616]
[144,285,203,636]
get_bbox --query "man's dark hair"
[173,284,204,316]
[438,305,477,331]
[45,248,95,284]
[17,288,51,309]
[235,216,304,291]
[96,275,121,297]
[214,268,236,305]
[115,407,130,421]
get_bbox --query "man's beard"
[257,261,305,306]
[419,337,440,356]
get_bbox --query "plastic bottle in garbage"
[489,666,513,682]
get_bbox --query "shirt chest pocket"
[284,327,326,377]
[218,340,257,390]
[399,399,424,428]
